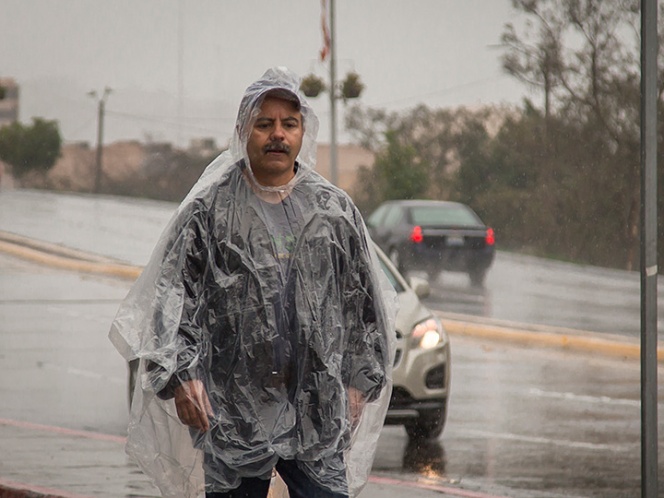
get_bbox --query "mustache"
[263,142,291,154]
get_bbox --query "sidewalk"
[0,418,491,498]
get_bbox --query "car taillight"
[485,227,495,246]
[410,225,424,243]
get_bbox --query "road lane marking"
[369,475,509,498]
[45,302,118,325]
[458,428,632,451]
[527,387,641,407]
[36,360,126,385]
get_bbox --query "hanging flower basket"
[300,74,326,98]
[341,72,364,99]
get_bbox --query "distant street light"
[88,87,112,194]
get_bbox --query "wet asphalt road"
[0,251,661,497]
[421,254,664,338]
[1,189,663,497]
[376,336,663,498]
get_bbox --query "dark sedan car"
[367,199,495,286]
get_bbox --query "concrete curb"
[438,312,663,362]
[0,231,142,280]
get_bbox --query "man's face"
[246,96,304,187]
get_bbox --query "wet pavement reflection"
[401,438,447,478]
[372,335,664,498]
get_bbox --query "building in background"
[0,78,19,129]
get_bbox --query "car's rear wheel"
[404,403,447,440]
[469,268,486,287]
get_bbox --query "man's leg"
[275,459,349,498]
[205,477,271,498]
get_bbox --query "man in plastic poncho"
[109,67,396,498]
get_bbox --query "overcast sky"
[0,0,530,147]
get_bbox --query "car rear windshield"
[411,205,480,227]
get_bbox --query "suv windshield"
[378,257,405,293]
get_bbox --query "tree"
[0,118,62,179]
[501,0,566,119]
[500,0,663,270]
[376,131,429,199]
[346,103,500,207]
[106,147,222,202]
[350,130,428,214]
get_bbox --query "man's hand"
[174,379,213,432]
[348,386,366,428]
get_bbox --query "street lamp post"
[88,87,112,194]
[302,1,364,186]
[328,0,338,187]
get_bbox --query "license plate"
[447,235,464,246]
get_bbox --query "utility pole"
[328,0,338,186]
[640,0,658,496]
[177,0,184,148]
[312,0,362,185]
[88,87,112,194]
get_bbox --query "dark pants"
[205,458,349,498]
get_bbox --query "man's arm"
[147,206,210,402]
[342,217,390,405]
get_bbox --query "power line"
[372,75,513,109]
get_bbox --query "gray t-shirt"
[260,195,302,276]
[259,195,303,377]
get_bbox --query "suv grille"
[393,349,402,367]
[388,386,414,408]
[393,330,403,367]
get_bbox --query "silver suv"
[374,244,451,440]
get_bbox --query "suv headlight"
[411,317,444,349]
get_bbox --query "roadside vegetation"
[0,118,62,180]
[348,0,664,272]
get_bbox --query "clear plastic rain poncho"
[109,67,397,498]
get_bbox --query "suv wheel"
[404,403,447,440]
